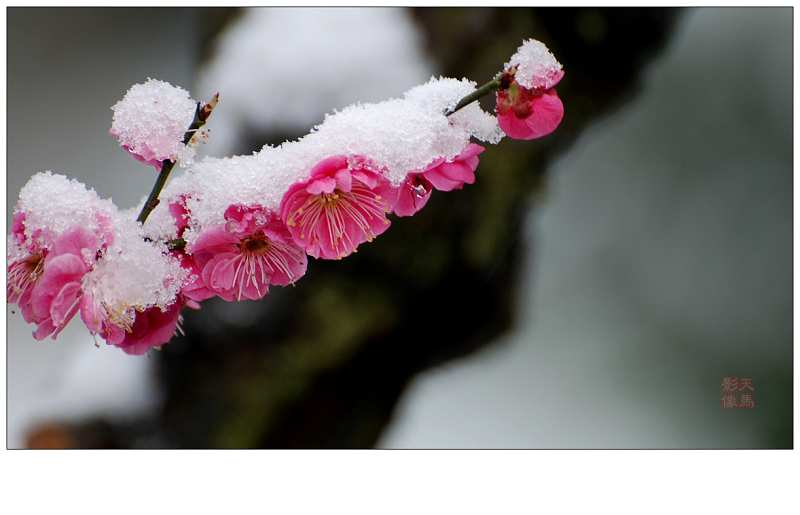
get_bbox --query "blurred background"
[5,7,792,448]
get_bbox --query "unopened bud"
[198,93,220,122]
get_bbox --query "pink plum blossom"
[281,155,398,259]
[7,214,47,323]
[393,143,485,217]
[8,209,115,331]
[78,235,189,353]
[79,283,190,354]
[422,143,484,192]
[189,205,308,301]
[7,250,47,325]
[496,38,564,140]
[28,225,101,340]
[108,299,185,356]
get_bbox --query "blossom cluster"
[8,173,188,355]
[8,39,563,355]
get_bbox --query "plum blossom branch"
[136,161,173,225]
[445,76,502,117]
[8,38,564,356]
[167,238,186,250]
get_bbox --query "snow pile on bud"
[14,171,117,248]
[110,78,198,167]
[504,39,563,90]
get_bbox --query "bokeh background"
[5,7,792,448]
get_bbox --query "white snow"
[504,38,563,90]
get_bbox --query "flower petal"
[524,89,564,139]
